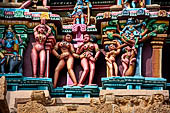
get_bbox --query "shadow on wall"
[142,42,152,77]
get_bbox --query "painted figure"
[76,34,100,86]
[121,46,137,76]
[120,18,142,48]
[68,0,92,24]
[19,0,47,9]
[1,25,23,73]
[52,34,79,88]
[31,19,51,77]
[105,40,121,77]
[122,0,145,8]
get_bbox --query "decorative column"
[151,34,167,78]
[135,44,143,77]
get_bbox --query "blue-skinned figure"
[120,18,143,48]
[68,0,92,24]
[4,28,19,57]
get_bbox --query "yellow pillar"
[151,34,167,78]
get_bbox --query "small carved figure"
[31,19,51,77]
[68,0,92,24]
[122,0,145,8]
[105,40,121,77]
[120,18,142,48]
[76,34,100,86]
[1,25,23,73]
[19,0,48,9]
[121,46,137,76]
[52,34,79,88]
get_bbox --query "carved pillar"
[0,76,9,113]
[151,34,167,78]
[135,44,143,77]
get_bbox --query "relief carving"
[0,76,7,99]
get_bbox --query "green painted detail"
[0,9,4,17]
[108,20,118,26]
[97,40,101,44]
[14,10,24,18]
[0,34,3,39]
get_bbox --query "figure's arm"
[121,53,127,62]
[76,44,84,54]
[13,39,19,55]
[94,44,100,61]
[69,5,77,17]
[115,41,121,55]
[70,44,79,58]
[105,52,112,64]
[17,34,23,45]
[33,25,40,36]
[45,24,51,37]
[52,42,60,59]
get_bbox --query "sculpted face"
[41,19,46,25]
[108,44,116,51]
[38,25,46,34]
[83,34,90,43]
[6,31,14,39]
[65,34,72,42]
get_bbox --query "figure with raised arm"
[52,34,79,88]
[76,34,100,86]
[105,40,121,77]
[121,46,137,76]
[31,19,51,78]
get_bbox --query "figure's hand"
[80,54,85,59]
[120,31,123,35]
[89,57,96,62]
[67,12,72,17]
[73,53,80,59]
[105,57,112,64]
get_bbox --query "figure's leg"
[88,60,96,85]
[75,16,80,24]
[78,58,89,86]
[19,0,32,9]
[81,14,85,24]
[131,1,136,8]
[31,48,38,77]
[130,58,136,65]
[53,59,65,88]
[0,52,6,64]
[113,62,118,76]
[39,50,46,77]
[106,61,113,76]
[67,56,77,85]
[122,62,128,77]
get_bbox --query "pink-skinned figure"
[121,46,137,76]
[31,19,51,78]
[76,34,100,86]
[52,34,79,88]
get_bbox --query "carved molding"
[17,101,47,113]
[16,90,170,113]
[90,93,170,113]
[0,76,9,113]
